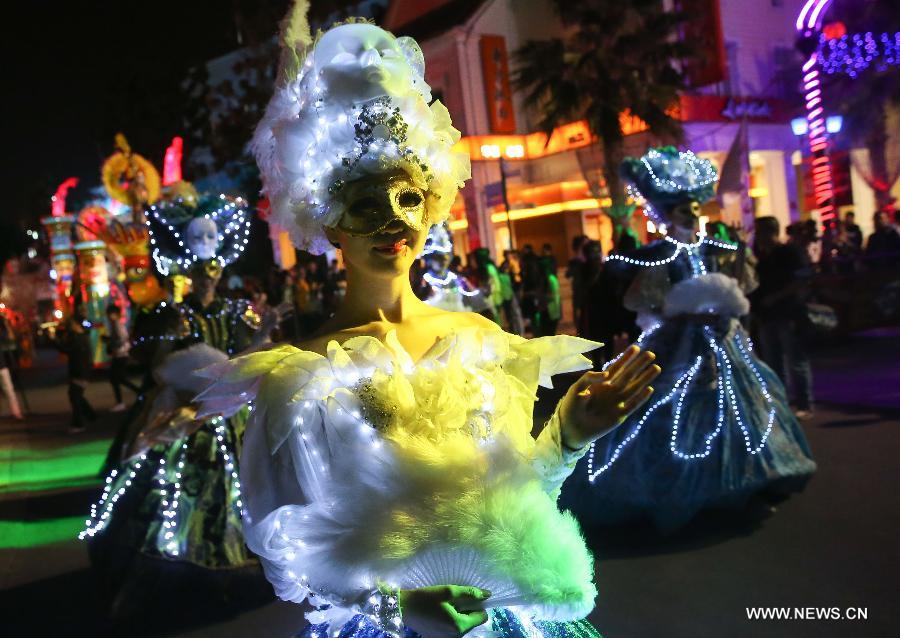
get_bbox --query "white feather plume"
[663,272,750,318]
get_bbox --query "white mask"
[313,23,428,104]
[186,217,220,260]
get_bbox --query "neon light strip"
[797,0,817,31]
[808,0,834,30]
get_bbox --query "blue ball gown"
[560,238,816,532]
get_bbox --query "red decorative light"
[51,177,79,217]
[822,21,846,40]
[162,136,184,186]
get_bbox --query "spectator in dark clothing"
[57,312,97,433]
[577,240,636,364]
[104,305,140,411]
[565,235,587,328]
[500,250,522,298]
[449,254,463,275]
[842,211,863,252]
[519,248,545,336]
[537,257,561,336]
[825,211,862,273]
[614,232,640,254]
[541,243,558,273]
[0,314,23,420]
[865,210,900,269]
[751,216,814,419]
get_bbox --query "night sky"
[2,1,298,226]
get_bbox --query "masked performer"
[81,194,278,614]
[418,222,491,315]
[560,147,816,532]
[194,12,659,638]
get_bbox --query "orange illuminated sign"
[458,114,650,162]
[480,35,517,134]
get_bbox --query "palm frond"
[513,0,697,201]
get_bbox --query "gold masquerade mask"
[190,258,223,280]
[331,172,427,237]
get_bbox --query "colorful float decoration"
[45,136,201,323]
[74,240,110,363]
[41,178,80,317]
[101,133,161,221]
[102,220,166,308]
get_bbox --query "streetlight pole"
[499,156,515,251]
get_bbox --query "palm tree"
[513,0,694,207]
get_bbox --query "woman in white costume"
[196,8,659,638]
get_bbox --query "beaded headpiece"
[253,3,470,254]
[621,146,718,223]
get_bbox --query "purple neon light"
[795,0,839,224]
[808,0,834,30]
[796,0,816,30]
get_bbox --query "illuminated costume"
[82,195,267,597]
[560,148,816,532]
[196,10,603,638]
[419,223,491,313]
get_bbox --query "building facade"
[384,0,882,260]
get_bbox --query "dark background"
[0,0,381,225]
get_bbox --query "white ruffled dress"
[195,328,603,637]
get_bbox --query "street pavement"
[1,332,898,638]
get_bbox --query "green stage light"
[0,516,85,549]
[0,438,110,494]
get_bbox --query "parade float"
[40,178,79,318]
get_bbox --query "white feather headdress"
[253,1,471,254]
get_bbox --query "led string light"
[607,243,683,267]
[80,454,148,538]
[638,148,718,194]
[274,346,505,606]
[213,416,243,513]
[422,271,481,296]
[587,357,702,480]
[797,8,900,229]
[160,443,187,557]
[818,31,900,77]
[599,324,661,375]
[607,236,735,268]
[81,412,249,544]
[698,237,740,251]
[730,330,776,455]
[680,240,709,277]
[133,333,179,344]
[254,25,470,254]
[669,348,727,459]
[627,183,664,223]
[635,324,661,345]
[133,298,250,349]
[588,238,773,478]
[146,195,251,276]
[587,326,777,479]
[180,298,253,354]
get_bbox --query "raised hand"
[399,585,491,638]
[558,345,661,449]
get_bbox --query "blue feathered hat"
[620,146,718,223]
